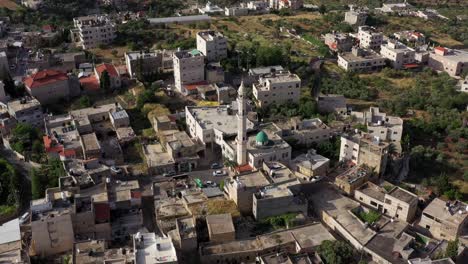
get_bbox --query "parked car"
[163,171,176,177]
[212,170,227,177]
[211,163,223,169]
[205,181,217,187]
[110,166,122,174]
[310,175,324,183]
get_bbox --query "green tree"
[318,4,327,15]
[78,95,92,108]
[100,70,111,92]
[30,168,43,199]
[318,240,354,264]
[445,239,458,259]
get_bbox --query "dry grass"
[0,0,19,10]
[197,100,220,107]
[189,199,241,218]
[89,46,129,64]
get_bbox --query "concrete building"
[0,51,8,74]
[198,2,224,14]
[173,217,197,252]
[200,223,334,264]
[323,32,354,52]
[134,232,178,264]
[185,105,255,145]
[380,40,416,69]
[339,132,390,175]
[125,51,163,78]
[196,31,227,62]
[270,0,303,10]
[317,94,347,115]
[71,15,116,50]
[224,171,271,214]
[160,129,204,172]
[248,1,269,11]
[30,198,75,257]
[173,49,205,94]
[459,76,468,93]
[428,47,468,77]
[73,240,134,264]
[273,117,332,146]
[334,165,371,195]
[355,183,418,222]
[291,150,330,179]
[144,143,176,175]
[253,70,301,107]
[338,47,386,72]
[419,198,468,241]
[352,107,404,143]
[225,6,249,16]
[0,218,29,264]
[253,179,307,220]
[345,9,368,26]
[206,214,236,242]
[95,63,121,90]
[381,2,414,14]
[357,26,383,50]
[7,97,44,128]
[23,69,79,104]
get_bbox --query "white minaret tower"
[236,81,247,166]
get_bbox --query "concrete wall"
[31,213,75,257]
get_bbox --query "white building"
[352,107,403,143]
[196,31,228,62]
[380,2,414,14]
[134,232,178,264]
[7,97,44,128]
[344,10,368,26]
[248,1,269,11]
[71,15,116,50]
[323,32,354,52]
[428,47,468,77]
[253,70,301,107]
[198,2,224,14]
[380,40,416,69]
[338,47,386,72]
[459,76,468,93]
[339,132,390,175]
[225,6,249,16]
[0,51,8,74]
[357,26,383,50]
[270,0,303,10]
[173,49,205,94]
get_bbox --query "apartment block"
[224,171,270,214]
[357,26,383,50]
[7,97,44,128]
[323,32,354,52]
[317,94,347,114]
[253,70,301,107]
[355,183,418,222]
[291,150,330,178]
[338,47,386,72]
[125,50,173,77]
[173,49,205,94]
[134,232,178,264]
[344,10,368,26]
[24,69,80,104]
[419,198,468,241]
[339,132,390,175]
[352,107,404,142]
[225,6,249,16]
[428,47,468,77]
[273,117,332,146]
[196,31,227,62]
[71,15,116,50]
[206,214,236,242]
[253,179,307,220]
[380,40,416,69]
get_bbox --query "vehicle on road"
[212,170,227,177]
[110,166,122,174]
[211,162,223,169]
[310,175,324,183]
[163,171,176,177]
[205,181,217,187]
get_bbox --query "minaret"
[236,81,247,166]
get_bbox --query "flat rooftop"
[293,152,330,171]
[144,143,175,167]
[134,233,177,264]
[201,239,260,255]
[0,218,20,245]
[336,165,370,185]
[197,30,225,41]
[230,171,270,188]
[70,103,123,127]
[249,65,284,76]
[126,51,160,60]
[156,198,189,220]
[187,105,255,135]
[7,97,41,112]
[206,213,235,236]
[309,184,376,246]
[357,182,386,202]
[339,49,384,62]
[388,187,418,204]
[290,223,335,250]
[177,217,197,240]
[423,198,468,226]
[256,180,301,200]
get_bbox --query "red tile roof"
[94,203,111,222]
[435,46,447,52]
[184,81,208,91]
[131,191,142,199]
[79,74,100,91]
[24,70,68,89]
[235,164,253,173]
[96,63,119,78]
[43,135,53,149]
[59,149,76,158]
[42,25,55,32]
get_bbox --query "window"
[370,201,378,206]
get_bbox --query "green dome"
[256,131,269,145]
